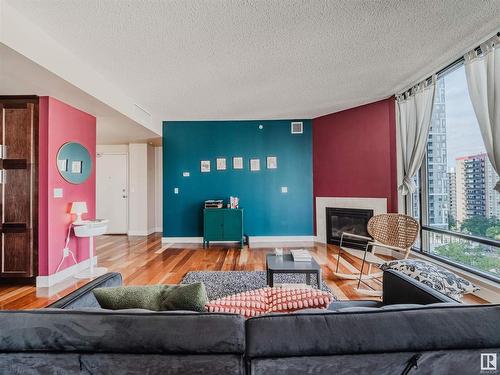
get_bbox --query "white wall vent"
[291,121,303,134]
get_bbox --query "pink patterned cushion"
[206,287,333,318]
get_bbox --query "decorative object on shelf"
[57,142,92,184]
[250,158,260,171]
[204,200,224,209]
[200,160,210,173]
[266,156,277,169]
[70,201,88,224]
[216,157,226,170]
[274,248,283,256]
[230,196,239,209]
[290,249,312,262]
[233,157,243,169]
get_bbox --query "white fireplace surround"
[316,197,387,243]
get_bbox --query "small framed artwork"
[267,156,277,169]
[71,160,82,174]
[57,159,68,172]
[233,157,243,169]
[250,158,260,172]
[216,158,227,170]
[200,160,211,173]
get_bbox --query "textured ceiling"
[6,0,500,121]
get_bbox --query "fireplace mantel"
[315,197,387,243]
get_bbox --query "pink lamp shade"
[70,201,88,223]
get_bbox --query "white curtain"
[397,78,436,195]
[464,34,500,192]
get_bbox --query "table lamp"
[71,201,88,224]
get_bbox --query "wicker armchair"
[333,213,420,295]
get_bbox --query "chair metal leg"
[357,243,372,289]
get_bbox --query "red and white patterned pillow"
[206,287,333,318]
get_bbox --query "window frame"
[407,62,500,284]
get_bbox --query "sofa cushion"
[380,259,478,299]
[206,287,333,318]
[245,304,500,358]
[0,310,245,354]
[327,300,383,311]
[93,283,209,312]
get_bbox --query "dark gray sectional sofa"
[0,270,498,374]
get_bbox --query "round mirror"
[57,142,92,184]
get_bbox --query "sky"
[442,65,485,170]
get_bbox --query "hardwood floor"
[0,233,485,309]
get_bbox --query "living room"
[0,1,499,374]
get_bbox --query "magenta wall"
[312,98,397,219]
[38,97,96,276]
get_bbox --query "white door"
[96,153,128,234]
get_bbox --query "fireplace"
[326,207,373,249]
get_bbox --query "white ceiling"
[0,44,160,144]
[5,0,500,121]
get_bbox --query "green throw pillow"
[160,282,208,312]
[92,282,208,312]
[93,285,164,311]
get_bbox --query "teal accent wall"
[163,120,313,237]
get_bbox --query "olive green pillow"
[160,282,208,312]
[92,282,208,312]
[93,285,164,311]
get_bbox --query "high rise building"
[485,159,500,219]
[426,79,449,228]
[455,153,500,223]
[447,170,457,225]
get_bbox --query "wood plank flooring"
[0,233,485,309]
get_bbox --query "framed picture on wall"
[250,158,260,172]
[200,160,211,173]
[216,158,227,170]
[266,156,277,169]
[71,160,83,174]
[233,157,243,169]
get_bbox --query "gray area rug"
[181,270,334,300]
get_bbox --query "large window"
[411,64,500,279]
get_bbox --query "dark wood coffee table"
[266,253,322,290]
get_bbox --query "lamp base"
[74,267,108,279]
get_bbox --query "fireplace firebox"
[326,207,373,249]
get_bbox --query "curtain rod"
[398,31,500,96]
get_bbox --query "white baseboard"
[162,237,203,243]
[128,230,149,236]
[36,256,97,288]
[154,227,163,233]
[248,236,314,244]
[161,235,315,244]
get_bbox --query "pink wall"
[313,98,397,221]
[38,97,96,276]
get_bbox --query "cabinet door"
[204,210,224,240]
[223,210,242,241]
[0,101,37,278]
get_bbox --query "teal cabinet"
[203,209,243,248]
